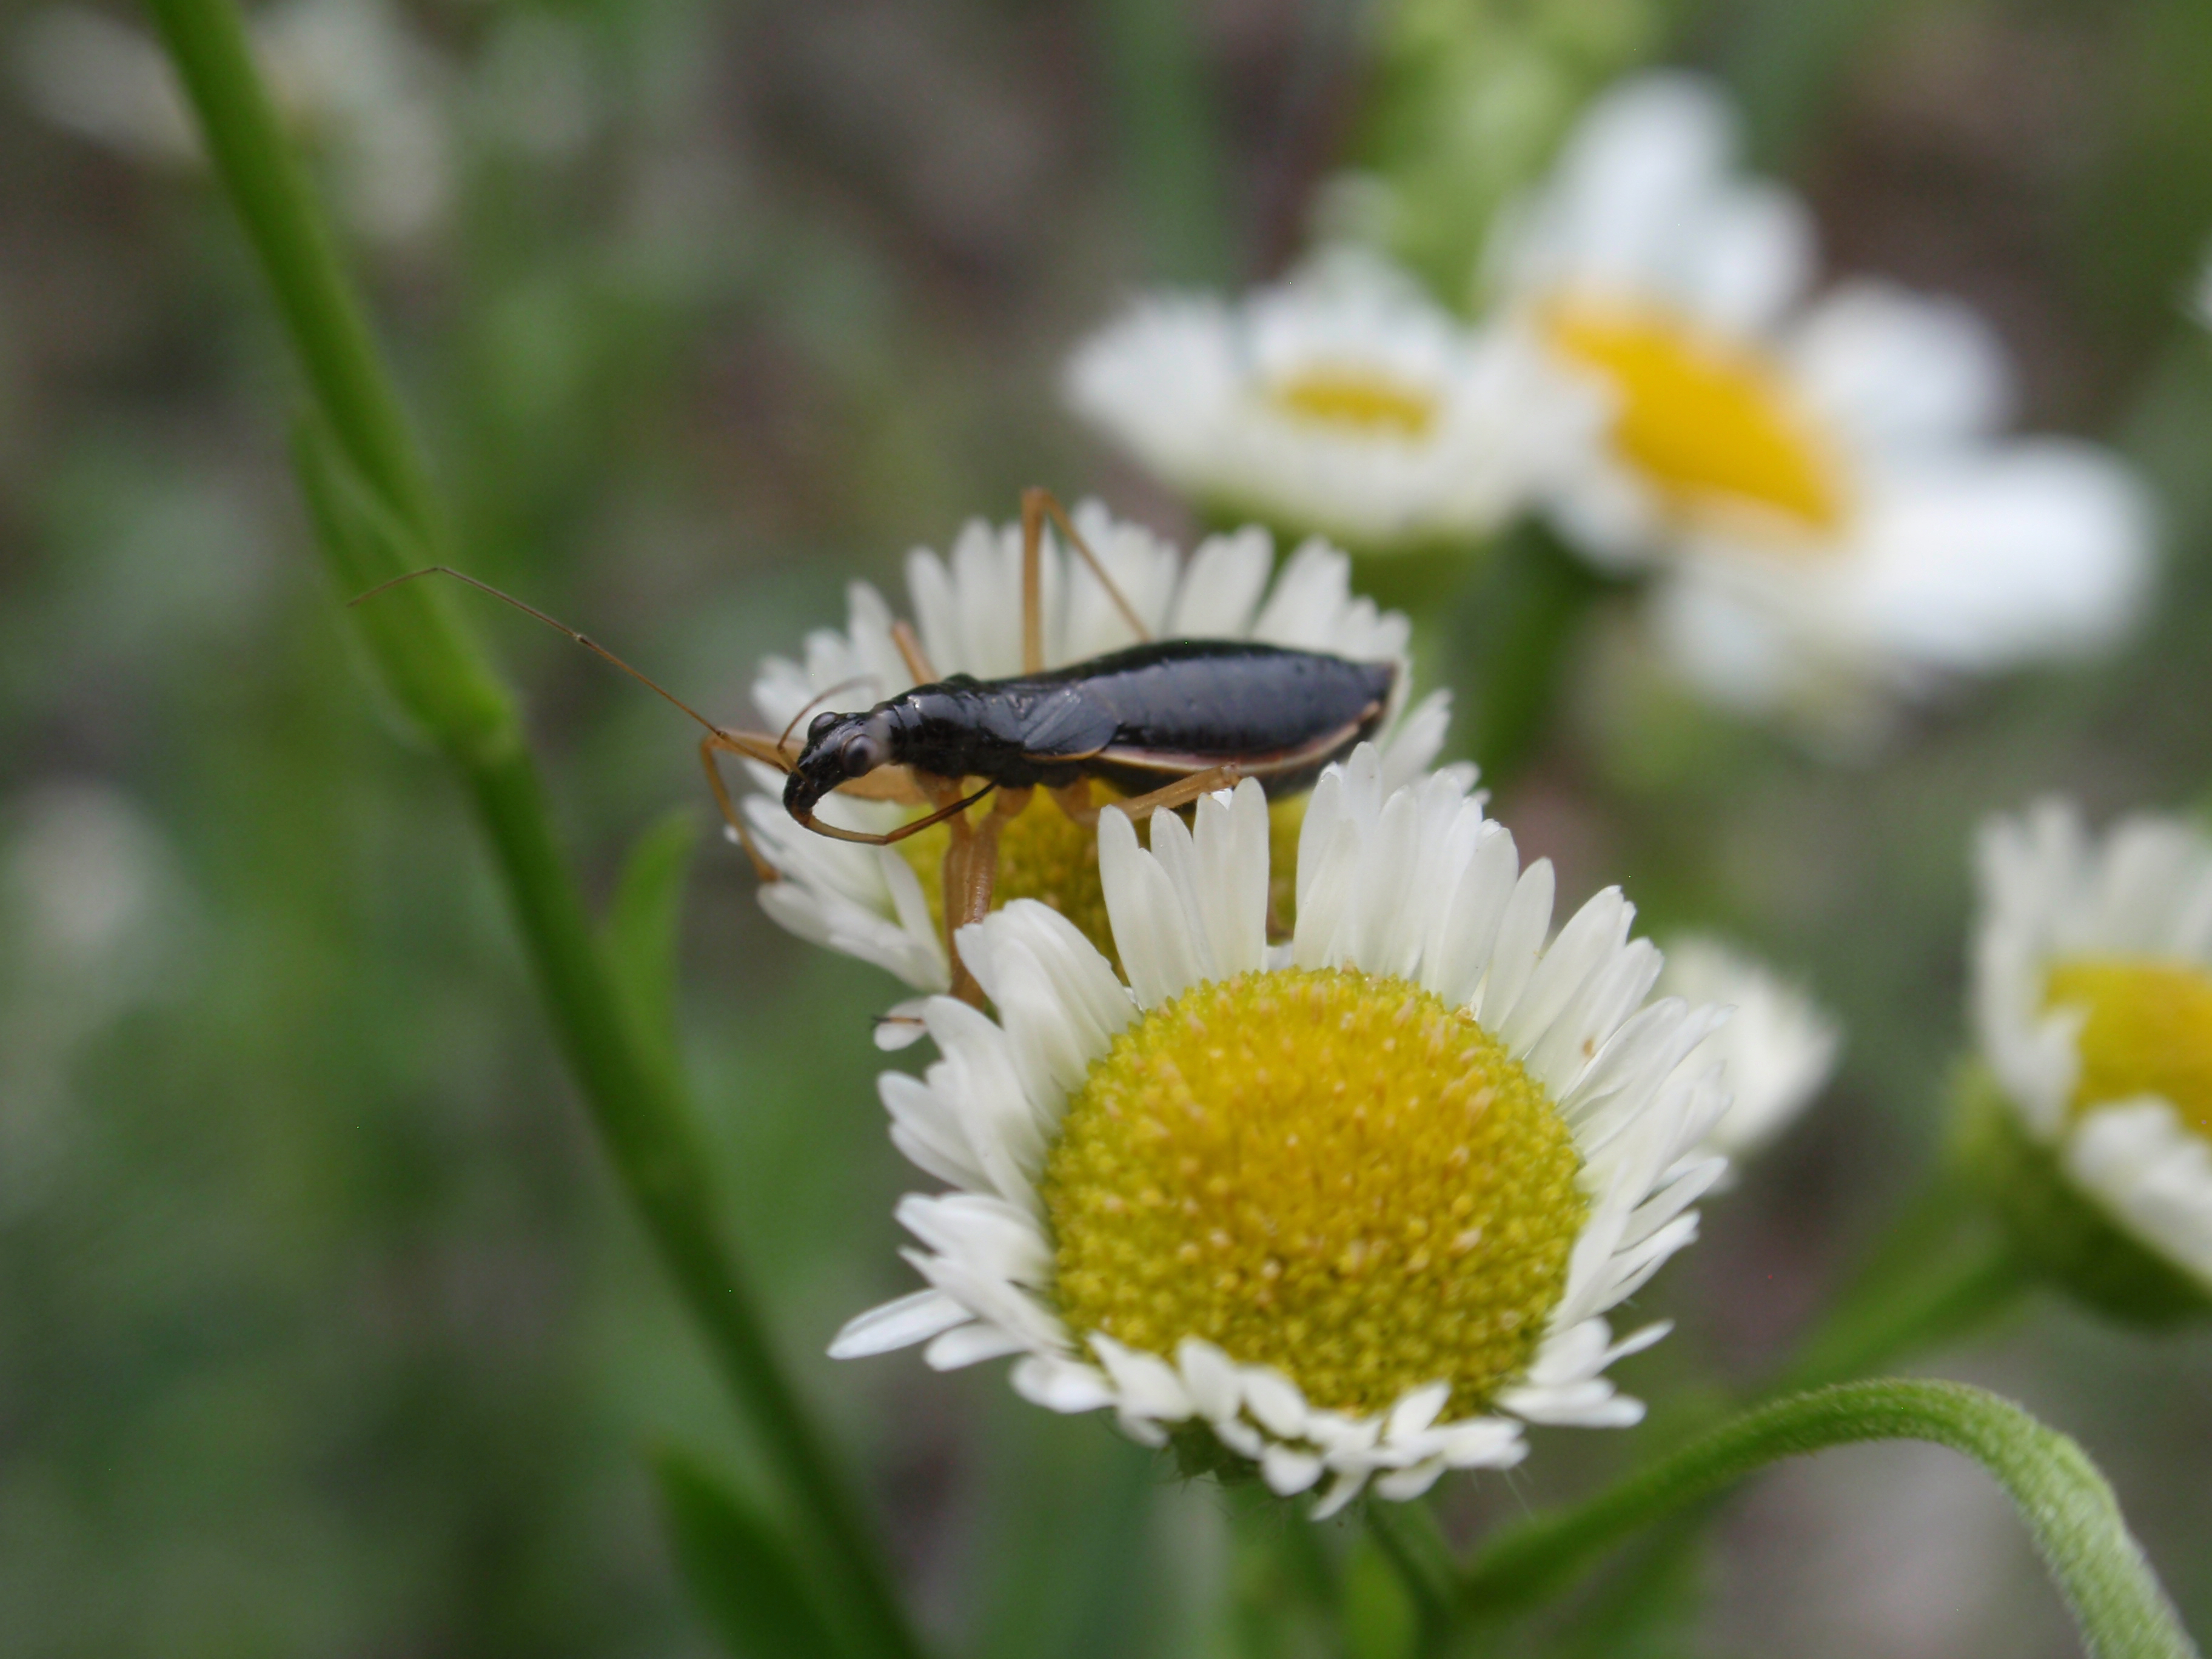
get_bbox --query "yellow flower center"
[1546,301,1845,535]
[1266,368,1439,440]
[898,786,1315,968]
[1044,968,1587,1419]
[2045,956,2212,1138]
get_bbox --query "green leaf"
[602,809,699,1073]
[655,1449,850,1659]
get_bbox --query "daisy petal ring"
[831,757,1731,1515]
[1064,249,1601,556]
[742,501,1465,1013]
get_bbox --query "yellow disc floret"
[1267,369,1440,440]
[901,786,1316,968]
[1546,301,1845,535]
[2046,956,2212,1138]
[1044,968,1587,1421]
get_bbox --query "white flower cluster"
[1065,72,2155,735]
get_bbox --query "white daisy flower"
[1492,72,2154,723]
[742,501,1466,1008]
[1658,935,1839,1167]
[18,0,452,246]
[1063,249,1602,555]
[831,759,1731,1517]
[1970,800,2212,1309]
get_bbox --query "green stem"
[1455,1381,2199,1659]
[1446,522,1606,788]
[139,2,921,1654]
[1362,1499,1455,1640]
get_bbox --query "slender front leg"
[939,784,1033,1007]
[701,733,781,883]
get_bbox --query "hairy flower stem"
[137,1,921,1654]
[1453,1381,2199,1659]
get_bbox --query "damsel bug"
[360,490,1398,1005]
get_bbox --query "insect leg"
[1021,488,1153,660]
[796,780,997,846]
[890,619,937,686]
[1105,765,1245,821]
[1050,779,1100,828]
[942,785,1032,1006]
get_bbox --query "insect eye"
[807,711,842,745]
[841,735,885,777]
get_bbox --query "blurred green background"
[2,0,2210,1653]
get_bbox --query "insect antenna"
[352,566,740,746]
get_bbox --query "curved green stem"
[138,2,922,1654]
[1456,1381,2199,1659]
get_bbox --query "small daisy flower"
[742,501,1464,1011]
[19,0,452,246]
[1658,935,1840,1167]
[1967,800,2212,1320]
[1492,72,2153,723]
[830,759,1731,1516]
[1063,249,1601,555]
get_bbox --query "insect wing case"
[1053,641,1394,796]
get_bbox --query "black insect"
[360,489,1399,1004]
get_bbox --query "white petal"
[1262,1444,1327,1496]
[828,1289,972,1358]
[1011,1354,1117,1413]
[1473,859,1555,1023]
[925,1322,1030,1370]
[1176,1337,1242,1423]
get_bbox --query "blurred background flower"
[18,0,455,245]
[1064,248,1598,555]
[1492,73,2155,740]
[1659,931,1841,1168]
[1962,798,2212,1322]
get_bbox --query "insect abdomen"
[1059,640,1395,793]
